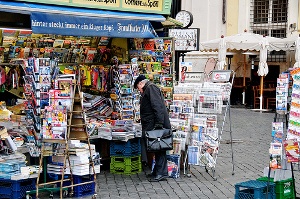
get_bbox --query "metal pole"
[181,53,185,62]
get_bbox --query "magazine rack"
[181,70,235,180]
[30,81,97,199]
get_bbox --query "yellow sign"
[47,0,69,2]
[121,0,163,11]
[13,0,171,14]
[72,0,120,7]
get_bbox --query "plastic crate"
[166,154,181,178]
[0,178,36,199]
[257,177,295,199]
[110,138,141,156]
[50,174,95,198]
[235,180,276,199]
[110,155,142,175]
[72,175,95,198]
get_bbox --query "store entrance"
[251,65,279,87]
[246,65,279,108]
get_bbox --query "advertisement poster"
[169,28,200,51]
[179,62,192,82]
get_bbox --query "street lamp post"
[249,54,258,82]
[226,52,235,70]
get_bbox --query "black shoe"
[142,162,149,172]
[148,175,168,182]
[146,173,156,178]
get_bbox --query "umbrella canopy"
[257,37,269,76]
[200,32,286,52]
[257,37,269,110]
[200,31,288,110]
[294,36,300,68]
[216,36,227,70]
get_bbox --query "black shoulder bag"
[145,128,173,152]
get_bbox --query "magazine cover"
[191,123,205,142]
[272,122,284,143]
[269,142,282,169]
[283,140,300,163]
[49,89,72,110]
[198,94,222,114]
[188,146,200,165]
[55,78,74,98]
[173,94,193,101]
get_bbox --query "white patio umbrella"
[294,36,300,68]
[200,31,287,109]
[257,37,269,110]
[216,36,227,70]
[200,32,285,52]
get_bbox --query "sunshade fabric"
[200,32,287,51]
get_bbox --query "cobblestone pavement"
[45,107,300,199]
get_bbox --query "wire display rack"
[175,70,235,180]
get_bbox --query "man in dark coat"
[134,75,171,182]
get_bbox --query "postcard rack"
[33,80,97,199]
[174,70,235,180]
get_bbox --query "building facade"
[178,0,300,105]
[181,0,300,77]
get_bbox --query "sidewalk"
[52,108,300,198]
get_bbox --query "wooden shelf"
[5,88,24,99]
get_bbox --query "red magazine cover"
[284,140,300,163]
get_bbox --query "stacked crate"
[110,138,142,175]
[257,177,295,199]
[72,175,95,198]
[0,178,36,199]
[235,180,276,199]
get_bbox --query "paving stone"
[38,108,300,199]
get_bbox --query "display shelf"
[5,88,24,99]
[32,80,97,199]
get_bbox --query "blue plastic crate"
[166,154,181,179]
[0,178,36,199]
[235,180,276,199]
[110,138,141,156]
[72,175,95,198]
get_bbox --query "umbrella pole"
[242,54,246,104]
[260,76,264,110]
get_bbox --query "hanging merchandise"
[276,75,289,113]
[288,68,300,141]
[269,122,284,169]
[129,38,174,108]
[0,66,6,86]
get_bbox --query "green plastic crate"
[110,155,142,175]
[257,177,295,199]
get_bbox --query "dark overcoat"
[140,81,171,131]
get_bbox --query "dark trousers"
[153,151,168,176]
[141,136,168,176]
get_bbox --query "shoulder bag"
[145,128,173,152]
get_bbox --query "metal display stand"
[182,70,235,180]
[270,115,297,199]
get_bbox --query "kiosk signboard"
[169,28,200,51]
[13,0,172,14]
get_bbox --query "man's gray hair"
[141,79,149,84]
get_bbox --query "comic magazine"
[49,89,72,110]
